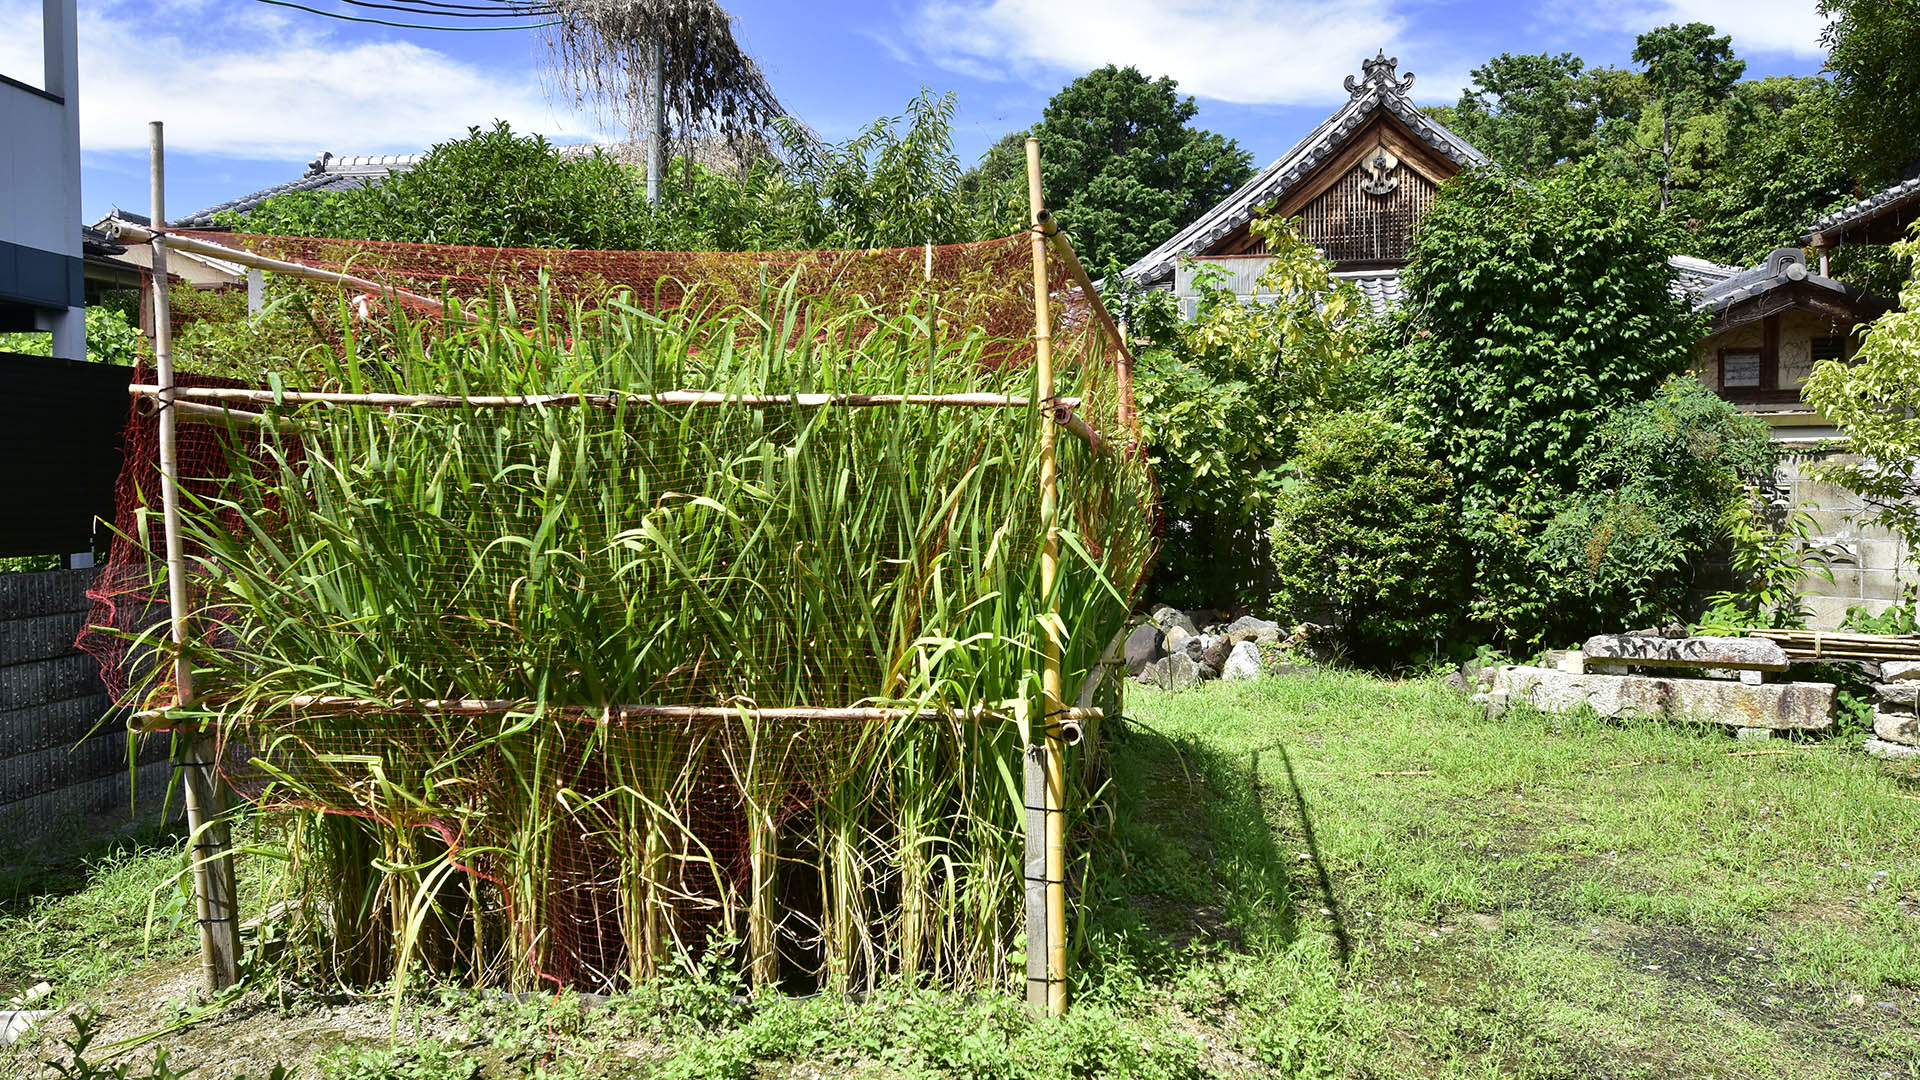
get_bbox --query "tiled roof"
[1123,52,1487,288]
[1332,270,1405,317]
[1320,254,1736,320]
[1805,175,1920,241]
[172,152,426,228]
[1693,247,1888,319]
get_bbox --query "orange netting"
[78,231,1153,995]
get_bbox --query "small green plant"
[40,1010,203,1080]
[1699,498,1838,630]
[1841,589,1919,634]
[318,1041,473,1080]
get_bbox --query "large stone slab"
[1581,634,1790,672]
[1881,660,1920,682]
[1488,665,1833,731]
[1865,738,1920,761]
[1873,709,1920,747]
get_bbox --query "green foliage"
[1693,77,1857,260]
[972,66,1253,270]
[1394,165,1708,645]
[318,1040,471,1080]
[1842,592,1919,634]
[224,98,1018,254]
[1534,379,1775,634]
[226,122,655,249]
[1124,216,1369,605]
[1449,52,1616,174]
[1268,412,1461,663]
[0,306,141,366]
[1820,0,1920,186]
[1699,499,1837,631]
[39,1010,214,1080]
[1801,231,1920,547]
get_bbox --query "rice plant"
[126,272,1154,996]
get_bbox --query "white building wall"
[0,0,84,360]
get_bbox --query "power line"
[251,0,559,30]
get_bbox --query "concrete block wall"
[0,569,169,841]
[1774,450,1916,629]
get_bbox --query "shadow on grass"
[1088,714,1345,975]
[0,814,183,913]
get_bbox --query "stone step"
[1487,666,1832,730]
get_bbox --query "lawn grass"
[5,669,1919,1078]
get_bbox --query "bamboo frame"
[109,220,445,313]
[1038,217,1137,433]
[131,697,1098,733]
[1746,629,1920,661]
[129,385,1100,446]
[148,122,242,993]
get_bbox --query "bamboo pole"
[131,384,1079,411]
[1025,136,1069,1018]
[108,220,445,314]
[1039,221,1137,432]
[130,697,1097,731]
[149,122,241,993]
[131,385,1101,446]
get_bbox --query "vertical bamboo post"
[1024,136,1068,1017]
[150,122,242,993]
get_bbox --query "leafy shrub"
[1123,215,1369,607]
[0,306,141,366]
[1533,378,1775,635]
[1392,163,1707,646]
[1269,412,1462,663]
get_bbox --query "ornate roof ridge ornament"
[1344,49,1415,98]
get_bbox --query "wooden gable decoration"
[1208,112,1462,268]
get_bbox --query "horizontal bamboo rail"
[109,221,446,313]
[132,697,1100,738]
[1747,628,1920,662]
[130,385,1099,445]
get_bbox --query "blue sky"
[2,0,1831,224]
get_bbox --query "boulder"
[1163,652,1202,689]
[1874,709,1920,747]
[1486,665,1834,731]
[1581,634,1790,672]
[1150,605,1198,636]
[1882,661,1920,683]
[1123,624,1164,677]
[1186,633,1211,660]
[1162,625,1194,657]
[1226,615,1283,644]
[1197,663,1221,681]
[1223,640,1262,680]
[1441,670,1471,694]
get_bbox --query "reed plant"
[134,273,1154,995]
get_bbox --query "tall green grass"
[137,276,1153,995]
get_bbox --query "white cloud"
[0,0,594,158]
[907,0,1468,107]
[1583,0,1830,58]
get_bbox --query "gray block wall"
[1774,449,1916,629]
[0,569,170,842]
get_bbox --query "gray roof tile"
[1806,175,1920,239]
[1123,52,1487,288]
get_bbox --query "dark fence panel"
[0,351,131,558]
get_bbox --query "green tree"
[1630,23,1746,210]
[1820,0,1920,185]
[1449,53,1601,174]
[1694,77,1856,262]
[1394,163,1704,644]
[1801,230,1920,546]
[226,121,657,249]
[973,66,1252,270]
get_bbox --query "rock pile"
[1866,662,1920,760]
[1127,605,1286,689]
